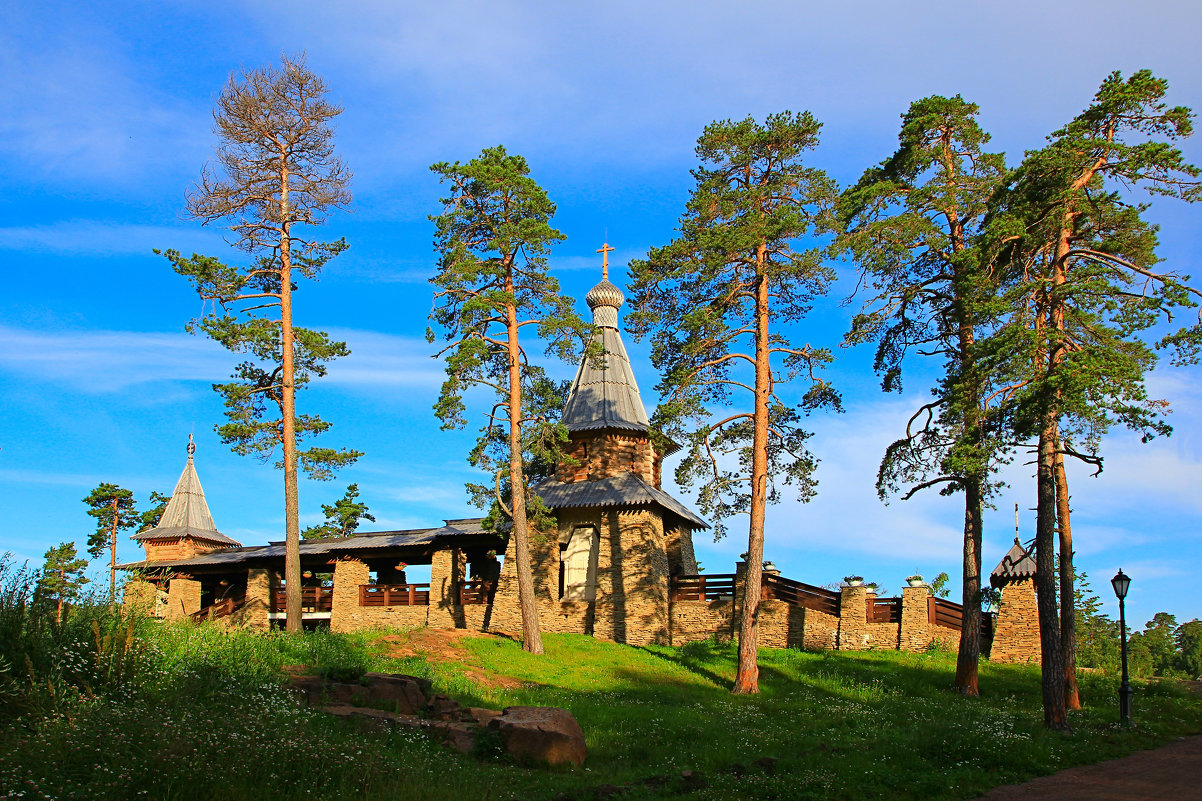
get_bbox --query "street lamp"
[1111,569,1133,726]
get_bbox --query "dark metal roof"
[118,518,495,571]
[534,472,708,529]
[990,538,1037,588]
[133,443,241,547]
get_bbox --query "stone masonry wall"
[837,585,869,650]
[329,558,428,633]
[233,568,272,632]
[428,548,467,630]
[670,600,735,645]
[900,586,933,651]
[165,577,201,621]
[990,578,1041,664]
[122,578,157,615]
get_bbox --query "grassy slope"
[2,622,1200,801]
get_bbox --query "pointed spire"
[134,437,240,546]
[562,249,651,433]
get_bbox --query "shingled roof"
[118,518,496,571]
[560,271,652,434]
[534,472,708,529]
[990,538,1037,588]
[133,438,241,547]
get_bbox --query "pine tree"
[37,542,89,624]
[428,145,591,655]
[160,54,360,633]
[838,96,1007,696]
[628,112,840,693]
[83,483,138,602]
[302,484,376,539]
[986,70,1201,728]
[138,491,171,532]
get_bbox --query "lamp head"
[1111,569,1131,600]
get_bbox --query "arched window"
[560,525,598,601]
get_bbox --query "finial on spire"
[187,433,196,459]
[596,242,614,280]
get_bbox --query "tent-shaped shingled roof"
[990,538,1036,588]
[133,437,241,547]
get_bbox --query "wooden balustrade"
[762,573,841,616]
[457,580,496,605]
[270,586,333,613]
[867,597,901,623]
[670,574,737,602]
[928,596,995,638]
[189,594,244,623]
[359,583,430,607]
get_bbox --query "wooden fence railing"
[762,573,841,616]
[929,597,995,638]
[868,597,901,624]
[457,580,496,605]
[670,574,737,602]
[359,583,430,607]
[270,587,333,613]
[190,594,244,623]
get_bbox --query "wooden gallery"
[121,266,1041,662]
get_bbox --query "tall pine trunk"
[108,497,119,603]
[734,249,770,695]
[280,162,302,634]
[1035,421,1069,729]
[954,478,984,694]
[1053,438,1080,708]
[505,264,544,655]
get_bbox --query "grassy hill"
[2,597,1200,800]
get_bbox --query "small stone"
[754,756,778,773]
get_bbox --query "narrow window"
[560,525,598,601]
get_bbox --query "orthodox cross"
[596,242,614,280]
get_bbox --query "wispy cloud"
[0,221,224,256]
[0,325,443,394]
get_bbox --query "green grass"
[2,582,1200,801]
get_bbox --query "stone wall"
[669,599,735,645]
[329,558,428,633]
[428,548,467,630]
[665,523,698,576]
[990,579,1041,664]
[165,577,201,621]
[899,586,933,651]
[836,585,869,649]
[489,506,670,646]
[234,568,272,632]
[122,578,157,615]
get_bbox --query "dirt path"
[972,734,1202,800]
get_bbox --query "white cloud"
[0,222,225,256]
[0,324,443,394]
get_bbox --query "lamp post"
[1111,569,1133,726]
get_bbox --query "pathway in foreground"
[972,734,1202,800]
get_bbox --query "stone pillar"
[899,585,933,651]
[593,509,668,645]
[330,558,371,633]
[429,548,467,630]
[837,585,869,650]
[121,578,158,617]
[990,579,1041,664]
[165,577,201,621]
[239,568,272,632]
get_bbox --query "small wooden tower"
[133,436,241,562]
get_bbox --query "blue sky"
[2,0,1200,627]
